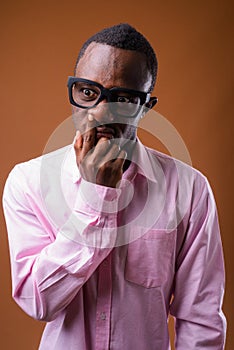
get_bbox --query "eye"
[116,95,140,105]
[117,96,130,103]
[72,82,100,107]
[81,88,97,99]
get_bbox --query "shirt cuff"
[74,178,121,215]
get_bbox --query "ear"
[145,96,158,110]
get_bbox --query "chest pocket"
[125,229,176,288]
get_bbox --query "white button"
[100,312,106,320]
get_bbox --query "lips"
[96,126,116,140]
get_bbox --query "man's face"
[73,42,152,147]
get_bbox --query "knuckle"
[84,134,94,142]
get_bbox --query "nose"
[89,100,115,124]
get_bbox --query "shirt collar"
[69,137,159,184]
[130,138,159,183]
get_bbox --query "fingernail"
[73,130,80,145]
[88,114,94,122]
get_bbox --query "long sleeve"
[170,176,226,349]
[3,164,119,322]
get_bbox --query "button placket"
[95,254,112,349]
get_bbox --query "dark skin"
[73,43,154,188]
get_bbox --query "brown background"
[0,1,233,349]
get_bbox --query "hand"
[74,119,127,188]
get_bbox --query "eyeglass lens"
[72,81,142,117]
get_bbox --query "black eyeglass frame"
[67,76,158,118]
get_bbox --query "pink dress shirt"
[3,140,226,349]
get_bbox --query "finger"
[74,130,85,167]
[91,137,111,163]
[97,144,123,168]
[74,130,82,149]
[112,149,127,168]
[80,115,96,157]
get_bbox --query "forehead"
[75,43,152,91]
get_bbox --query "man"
[3,23,226,349]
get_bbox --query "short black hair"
[75,23,157,93]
